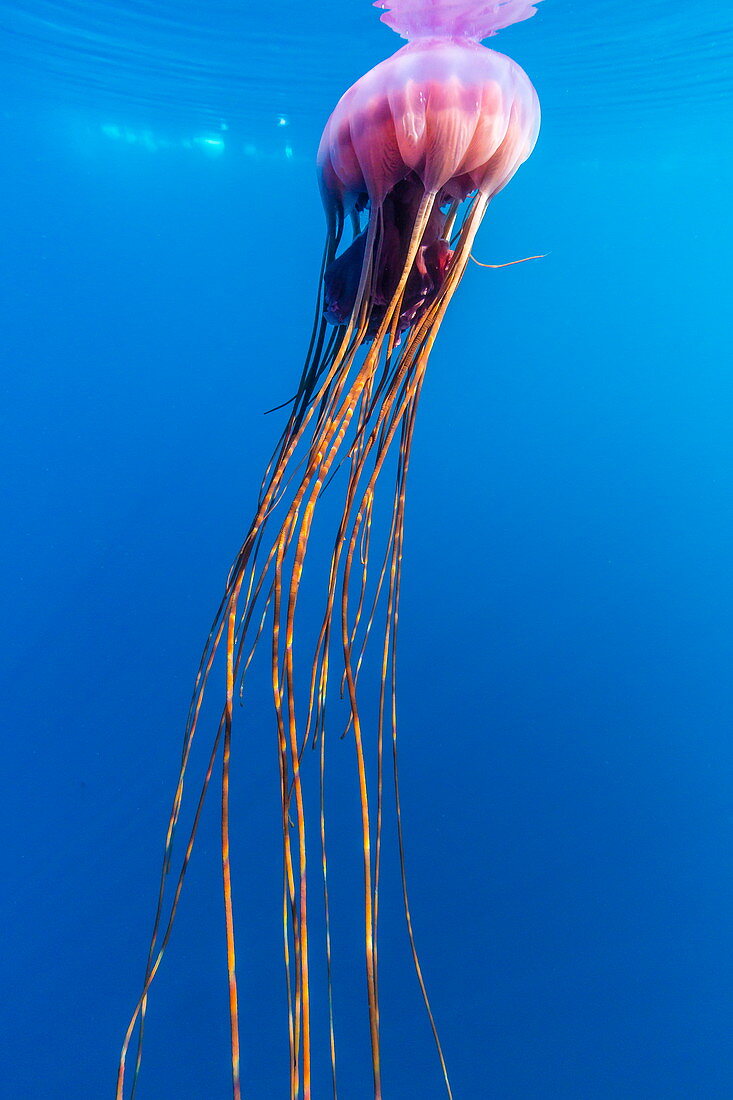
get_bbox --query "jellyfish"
[118,1,542,1097]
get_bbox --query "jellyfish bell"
[118,2,543,1099]
[319,4,541,340]
[318,39,540,209]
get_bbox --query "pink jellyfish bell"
[119,3,543,1100]
[319,0,542,339]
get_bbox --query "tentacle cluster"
[118,180,491,1100]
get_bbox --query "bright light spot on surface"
[195,134,225,155]
[277,115,289,127]
[97,123,297,162]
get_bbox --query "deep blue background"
[2,2,733,1097]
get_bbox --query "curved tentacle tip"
[373,0,544,42]
[470,251,548,268]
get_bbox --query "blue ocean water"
[2,1,732,1096]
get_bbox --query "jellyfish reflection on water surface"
[118,0,543,1096]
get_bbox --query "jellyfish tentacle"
[271,505,304,1098]
[470,251,547,268]
[320,704,339,1100]
[388,384,456,1100]
[117,711,225,1099]
[224,585,243,1099]
[374,385,420,1031]
[386,190,437,356]
[277,526,313,1098]
[125,594,230,1099]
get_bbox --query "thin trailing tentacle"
[223,583,243,1099]
[320,669,339,1100]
